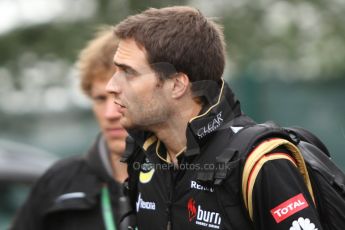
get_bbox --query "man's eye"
[114,67,137,77]
[93,95,106,102]
[124,69,136,77]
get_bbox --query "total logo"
[270,193,309,223]
[187,198,222,229]
[136,193,156,212]
[290,217,318,230]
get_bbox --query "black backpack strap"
[285,127,330,157]
[196,147,239,186]
[286,127,345,195]
[196,121,281,192]
[196,115,255,185]
[202,121,315,221]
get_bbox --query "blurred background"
[0,0,344,228]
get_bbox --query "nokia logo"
[190,180,214,192]
[271,193,309,223]
[187,198,222,229]
[136,193,156,212]
[197,112,224,138]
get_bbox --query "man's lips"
[105,128,127,137]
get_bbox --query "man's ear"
[171,73,190,99]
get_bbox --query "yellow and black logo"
[139,159,155,184]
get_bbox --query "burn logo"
[188,198,197,222]
[186,198,222,229]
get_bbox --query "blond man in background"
[11,27,131,230]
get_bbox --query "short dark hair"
[114,6,226,82]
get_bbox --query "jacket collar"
[185,79,243,156]
[128,79,243,156]
[46,135,120,214]
[85,134,114,183]
[187,79,242,139]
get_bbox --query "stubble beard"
[125,99,170,131]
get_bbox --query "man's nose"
[106,73,121,94]
[104,98,122,119]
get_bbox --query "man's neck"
[153,100,202,161]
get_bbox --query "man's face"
[106,39,171,130]
[91,78,127,154]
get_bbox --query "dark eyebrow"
[113,61,139,75]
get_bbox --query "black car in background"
[0,139,58,229]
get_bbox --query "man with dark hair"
[107,6,323,230]
[11,28,130,230]
[113,6,225,83]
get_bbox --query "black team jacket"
[125,80,323,230]
[10,134,130,230]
